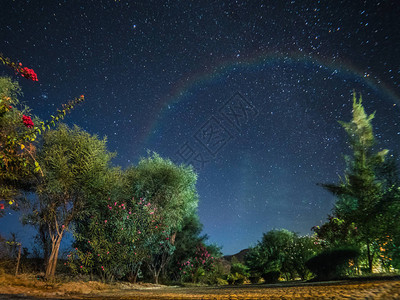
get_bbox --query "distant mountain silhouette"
[223,248,249,263]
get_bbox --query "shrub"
[216,277,229,285]
[246,230,319,281]
[230,262,249,278]
[227,272,246,285]
[305,247,360,280]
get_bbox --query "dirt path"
[2,276,400,299]
[83,280,400,299]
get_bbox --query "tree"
[125,152,199,283]
[28,124,115,279]
[246,229,294,281]
[246,229,319,281]
[320,92,389,273]
[126,152,199,232]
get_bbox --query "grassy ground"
[1,273,400,299]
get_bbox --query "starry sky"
[1,0,400,255]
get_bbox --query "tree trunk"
[128,269,138,284]
[15,243,22,276]
[366,242,373,273]
[154,272,159,284]
[131,273,138,284]
[40,225,50,272]
[45,233,63,279]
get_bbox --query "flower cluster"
[179,243,216,282]
[1,54,38,81]
[0,203,4,210]
[22,115,34,128]
[18,65,38,81]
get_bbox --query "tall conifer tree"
[321,92,388,273]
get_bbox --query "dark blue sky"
[1,0,400,255]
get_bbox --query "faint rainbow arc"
[137,51,400,146]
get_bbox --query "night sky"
[1,0,400,255]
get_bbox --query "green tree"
[246,230,318,281]
[126,152,199,232]
[246,229,295,281]
[125,152,199,283]
[28,124,115,279]
[320,92,389,273]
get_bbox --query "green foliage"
[166,214,206,281]
[124,152,199,283]
[225,256,249,285]
[35,124,115,225]
[305,247,360,280]
[125,152,199,233]
[311,216,358,248]
[318,92,400,273]
[246,230,319,281]
[70,198,163,282]
[227,272,246,285]
[177,243,219,284]
[216,277,229,285]
[70,153,202,284]
[26,124,115,278]
[230,261,250,278]
[288,235,321,280]
[0,76,38,204]
[246,229,294,276]
[0,55,85,209]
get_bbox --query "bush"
[216,277,229,285]
[262,270,280,283]
[230,262,249,278]
[305,247,360,281]
[227,272,246,285]
[246,230,319,281]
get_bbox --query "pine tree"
[321,92,388,273]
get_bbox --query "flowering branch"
[0,53,38,81]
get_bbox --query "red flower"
[22,115,34,128]
[19,67,38,81]
[0,203,4,210]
